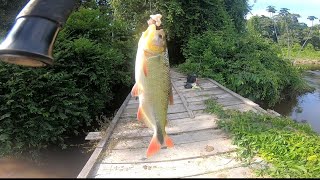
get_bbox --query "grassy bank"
[205,99,320,178]
[281,45,320,64]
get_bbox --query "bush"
[179,31,310,107]
[207,100,320,178]
[0,7,134,157]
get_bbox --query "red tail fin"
[146,136,161,158]
[165,135,174,148]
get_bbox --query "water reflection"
[272,70,320,133]
[0,134,93,178]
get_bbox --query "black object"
[187,74,197,83]
[184,73,197,89]
[0,0,77,67]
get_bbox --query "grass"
[205,99,320,178]
[281,47,320,63]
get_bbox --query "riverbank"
[293,59,320,65]
[206,99,320,178]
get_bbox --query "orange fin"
[146,136,161,158]
[165,135,174,148]
[137,106,143,121]
[131,83,139,97]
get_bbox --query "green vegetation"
[0,5,134,158]
[247,8,320,62]
[179,30,310,107]
[0,0,317,159]
[282,44,320,62]
[206,100,320,178]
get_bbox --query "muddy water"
[0,134,93,178]
[271,69,320,133]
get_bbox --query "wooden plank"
[100,138,237,163]
[197,79,213,84]
[206,78,268,114]
[214,93,234,99]
[182,88,226,98]
[216,97,246,107]
[167,112,190,120]
[77,93,132,178]
[197,82,219,89]
[188,103,207,111]
[184,166,255,178]
[173,81,187,86]
[111,128,229,150]
[171,80,195,118]
[94,153,242,178]
[85,132,102,141]
[112,114,218,138]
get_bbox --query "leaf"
[294,165,307,173]
[0,113,11,120]
[49,106,57,112]
[0,134,9,141]
[307,155,317,161]
[59,112,68,120]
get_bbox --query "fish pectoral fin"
[146,135,161,158]
[131,83,139,97]
[165,135,174,148]
[131,83,143,97]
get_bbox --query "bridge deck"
[78,69,268,178]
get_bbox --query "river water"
[271,69,320,133]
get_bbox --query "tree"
[110,0,239,64]
[266,5,279,43]
[279,8,291,58]
[300,15,318,51]
[307,16,318,26]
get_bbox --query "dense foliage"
[179,30,309,106]
[0,7,133,157]
[206,100,320,178]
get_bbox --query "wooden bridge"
[77,69,270,178]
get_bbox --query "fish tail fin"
[146,134,161,158]
[164,134,174,148]
[147,122,165,158]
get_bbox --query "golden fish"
[131,24,174,157]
